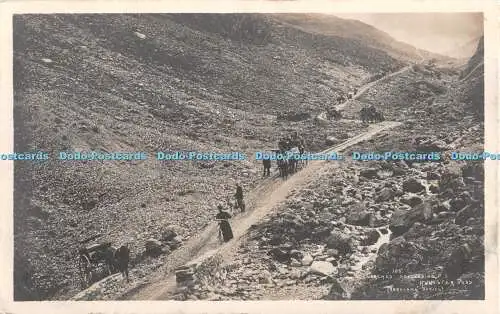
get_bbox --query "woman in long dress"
[216,205,233,242]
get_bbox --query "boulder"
[145,239,163,256]
[389,201,433,237]
[346,203,373,226]
[429,184,439,194]
[402,178,425,193]
[375,237,422,273]
[290,250,304,260]
[326,231,353,255]
[361,229,380,246]
[439,172,466,192]
[426,172,441,180]
[301,254,314,266]
[360,168,379,179]
[443,243,472,280]
[310,261,335,276]
[461,162,484,181]
[449,197,467,212]
[269,248,291,263]
[134,31,147,39]
[454,205,478,226]
[166,235,183,250]
[401,195,423,207]
[376,188,395,202]
[161,226,178,242]
[322,279,347,300]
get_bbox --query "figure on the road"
[262,158,271,177]
[216,205,234,243]
[234,183,245,213]
[113,243,130,282]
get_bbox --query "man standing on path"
[234,183,245,213]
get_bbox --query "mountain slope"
[13,13,423,300]
[270,13,445,62]
[458,36,484,118]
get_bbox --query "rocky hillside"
[13,14,423,300]
[458,36,484,118]
[174,45,485,301]
[271,13,434,62]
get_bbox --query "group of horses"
[262,138,307,179]
[359,106,385,123]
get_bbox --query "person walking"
[216,205,233,243]
[234,183,245,213]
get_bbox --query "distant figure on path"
[234,183,245,212]
[216,205,234,242]
[262,159,271,177]
[114,244,130,282]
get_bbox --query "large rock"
[454,205,479,226]
[375,237,422,273]
[310,261,335,276]
[161,226,178,242]
[166,235,183,250]
[376,188,395,202]
[402,178,425,193]
[426,171,441,180]
[361,229,380,246]
[439,172,466,192]
[346,203,373,226]
[461,162,484,181]
[449,197,467,212]
[360,168,379,179]
[301,254,314,266]
[401,194,423,207]
[145,239,163,256]
[389,201,433,237]
[326,231,353,255]
[268,248,291,263]
[322,279,347,300]
[444,243,472,280]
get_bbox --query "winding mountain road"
[71,62,418,301]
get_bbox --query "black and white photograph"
[2,0,498,312]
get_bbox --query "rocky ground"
[13,14,418,300]
[173,41,485,301]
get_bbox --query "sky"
[334,13,483,58]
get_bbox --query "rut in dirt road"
[123,121,402,301]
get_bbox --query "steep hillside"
[13,13,414,300]
[458,36,484,118]
[270,13,445,62]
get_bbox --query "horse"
[276,155,288,179]
[373,111,385,122]
[328,109,342,120]
[359,107,369,123]
[287,147,300,173]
